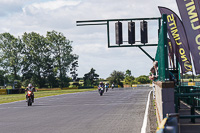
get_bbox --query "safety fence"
[151,12,200,131]
[156,113,179,133]
[181,82,200,86]
[175,85,200,123]
[132,84,151,87]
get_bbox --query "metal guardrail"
[196,82,200,86]
[180,82,200,86]
[175,85,200,123]
[132,84,151,87]
[156,113,179,133]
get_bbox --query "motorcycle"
[105,85,109,92]
[98,86,104,96]
[112,84,114,89]
[27,91,33,106]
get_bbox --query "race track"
[0,87,151,133]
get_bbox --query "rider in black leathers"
[25,83,35,103]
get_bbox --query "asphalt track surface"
[0,87,151,133]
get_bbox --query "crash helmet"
[28,83,32,88]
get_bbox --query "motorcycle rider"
[105,82,109,92]
[111,83,114,89]
[98,82,104,88]
[25,83,35,103]
[98,82,105,90]
[105,82,109,87]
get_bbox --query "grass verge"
[0,88,96,104]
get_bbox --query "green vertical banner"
[155,14,169,81]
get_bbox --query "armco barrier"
[181,82,200,86]
[0,89,7,95]
[196,82,200,86]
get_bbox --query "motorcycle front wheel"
[100,91,103,96]
[28,98,32,106]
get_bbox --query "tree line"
[0,30,152,89]
[0,31,78,88]
[82,68,151,87]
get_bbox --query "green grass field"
[0,88,96,104]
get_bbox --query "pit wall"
[155,81,175,125]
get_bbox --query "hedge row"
[0,89,25,95]
[0,86,98,95]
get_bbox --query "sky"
[0,0,180,79]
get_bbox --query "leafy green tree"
[0,70,7,86]
[135,75,150,84]
[0,33,23,80]
[46,30,78,87]
[125,69,135,85]
[21,32,49,87]
[125,69,132,77]
[196,75,200,79]
[182,74,194,79]
[83,68,99,86]
[107,70,124,87]
[70,60,79,81]
[0,31,78,88]
[189,79,193,82]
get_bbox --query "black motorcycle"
[27,90,33,106]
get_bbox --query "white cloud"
[0,0,180,78]
[23,0,81,14]
[0,0,25,16]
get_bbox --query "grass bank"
[0,88,96,104]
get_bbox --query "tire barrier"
[0,89,7,95]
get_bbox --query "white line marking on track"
[141,90,152,133]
